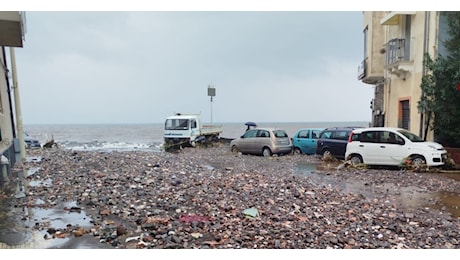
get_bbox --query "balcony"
[0,11,26,47]
[358,58,384,85]
[380,11,416,26]
[384,38,412,79]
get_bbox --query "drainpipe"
[420,11,430,140]
[9,47,26,162]
[1,47,16,138]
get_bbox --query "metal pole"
[9,47,26,162]
[210,96,213,124]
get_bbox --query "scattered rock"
[8,145,460,249]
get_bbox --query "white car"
[345,127,447,167]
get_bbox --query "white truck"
[163,113,223,150]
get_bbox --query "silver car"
[230,127,292,156]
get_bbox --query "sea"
[23,121,370,152]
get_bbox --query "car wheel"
[293,147,302,155]
[262,147,272,157]
[349,154,363,166]
[231,145,240,154]
[411,155,425,167]
[323,149,332,157]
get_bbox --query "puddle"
[28,178,53,187]
[440,173,460,181]
[26,156,42,163]
[21,201,93,248]
[428,191,460,218]
[0,196,112,248]
[27,167,41,177]
[0,164,112,249]
[295,161,460,218]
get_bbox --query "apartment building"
[359,11,449,141]
[0,11,26,189]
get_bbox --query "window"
[360,131,379,143]
[244,129,257,138]
[299,130,309,138]
[384,131,402,144]
[274,130,288,138]
[258,130,269,138]
[312,130,321,139]
[165,119,189,130]
[321,131,332,139]
[363,26,368,59]
[404,15,411,60]
[399,100,410,130]
[333,131,350,140]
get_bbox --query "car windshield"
[397,129,424,142]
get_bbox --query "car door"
[239,129,258,153]
[309,129,323,155]
[302,129,320,155]
[292,129,310,154]
[356,130,382,164]
[329,130,350,159]
[255,129,271,154]
[379,131,408,165]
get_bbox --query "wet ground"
[294,161,460,218]
[1,152,460,249]
[0,156,113,249]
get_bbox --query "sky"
[7,1,445,125]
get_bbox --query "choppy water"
[24,121,370,152]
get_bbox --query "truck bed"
[201,124,223,135]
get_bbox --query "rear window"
[332,130,350,140]
[273,130,288,138]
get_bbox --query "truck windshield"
[165,119,189,130]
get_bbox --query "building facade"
[0,11,26,189]
[359,11,448,141]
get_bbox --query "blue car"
[291,128,324,155]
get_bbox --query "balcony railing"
[385,38,409,66]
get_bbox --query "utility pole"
[10,47,26,162]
